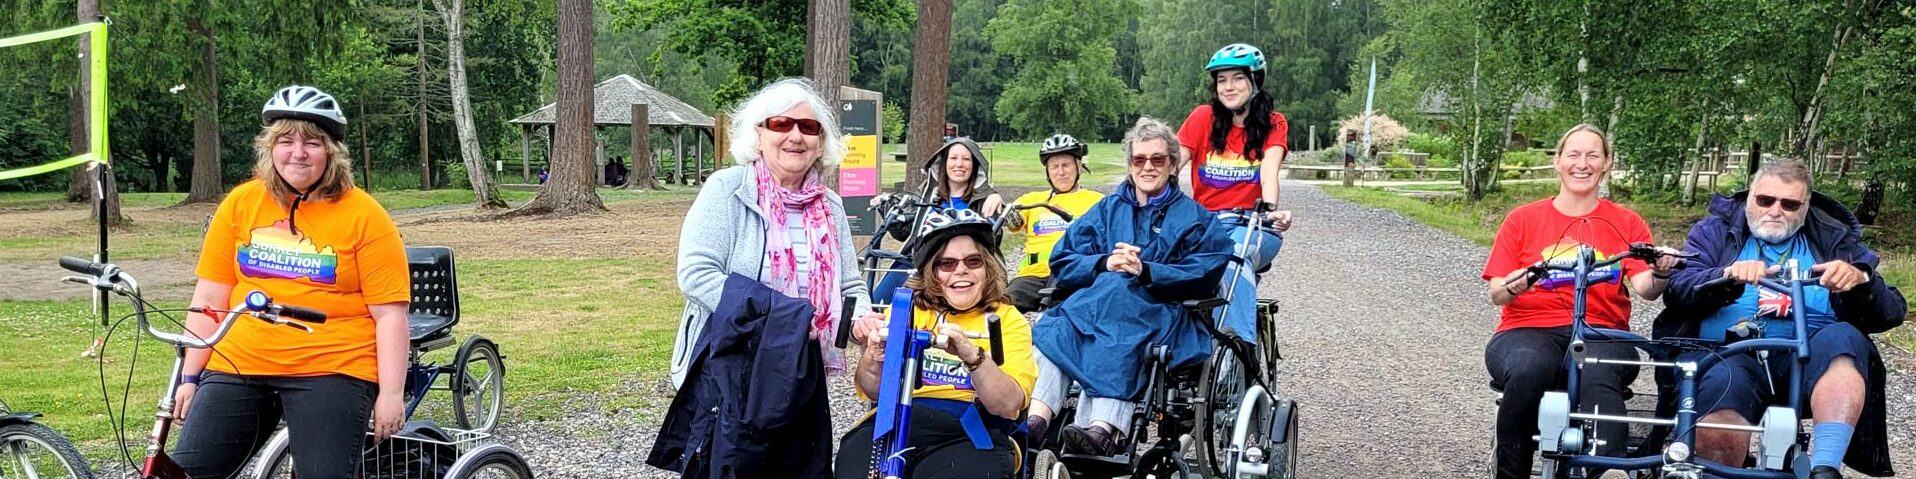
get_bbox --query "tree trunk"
[1601,95,1623,197]
[1683,111,1709,205]
[905,0,953,195]
[180,11,224,205]
[432,0,507,208]
[808,0,851,188]
[416,0,432,190]
[626,104,663,190]
[510,0,606,216]
[1790,0,1883,160]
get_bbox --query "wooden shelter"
[508,74,717,185]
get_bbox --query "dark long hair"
[1207,70,1276,162]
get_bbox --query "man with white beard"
[1655,160,1906,478]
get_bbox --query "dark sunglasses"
[934,255,988,272]
[1752,194,1804,212]
[761,116,823,136]
[1129,154,1171,168]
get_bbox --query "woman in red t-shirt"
[1480,124,1679,479]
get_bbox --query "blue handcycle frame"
[1534,245,1815,479]
[857,286,1005,478]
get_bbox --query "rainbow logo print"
[1031,215,1070,236]
[1535,238,1620,289]
[1196,152,1259,189]
[237,220,339,284]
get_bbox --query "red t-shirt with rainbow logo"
[1481,198,1652,332]
[1176,104,1289,211]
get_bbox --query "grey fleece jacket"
[670,165,873,387]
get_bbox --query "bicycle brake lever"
[266,316,315,334]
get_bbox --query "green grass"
[1326,182,1916,352]
[0,256,689,464]
[880,142,1129,193]
[0,192,189,210]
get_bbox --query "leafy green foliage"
[986,0,1137,139]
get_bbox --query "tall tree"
[431,0,509,208]
[987,0,1136,140]
[178,3,224,204]
[806,0,851,107]
[610,0,910,106]
[513,0,605,215]
[70,0,124,222]
[905,0,953,192]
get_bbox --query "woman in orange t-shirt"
[171,85,412,479]
[1480,124,1679,479]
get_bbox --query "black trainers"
[1810,465,1844,479]
[1060,424,1123,457]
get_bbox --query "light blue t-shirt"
[1697,234,1837,340]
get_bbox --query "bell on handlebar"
[244,291,272,312]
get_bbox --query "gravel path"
[503,182,1913,478]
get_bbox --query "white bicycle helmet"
[1039,133,1089,161]
[262,85,348,139]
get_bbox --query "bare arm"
[1261,145,1286,206]
[183,280,235,376]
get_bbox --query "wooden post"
[520,124,531,182]
[361,103,372,192]
[714,113,730,169]
[673,126,685,185]
[1747,141,1762,180]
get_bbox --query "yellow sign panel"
[843,134,879,169]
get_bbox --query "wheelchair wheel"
[1195,341,1254,477]
[445,447,534,479]
[1033,449,1067,479]
[1242,398,1297,479]
[1132,445,1191,479]
[453,336,505,432]
[0,422,94,479]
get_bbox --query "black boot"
[1809,465,1845,479]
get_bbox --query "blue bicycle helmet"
[1205,43,1267,74]
[912,208,999,271]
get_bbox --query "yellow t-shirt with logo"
[1011,188,1104,278]
[859,302,1036,405]
[195,180,412,383]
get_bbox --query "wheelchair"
[1027,295,1296,479]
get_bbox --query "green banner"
[0,22,110,181]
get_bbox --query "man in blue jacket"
[1657,160,1905,479]
[1021,117,1235,456]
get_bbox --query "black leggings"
[1485,326,1639,479]
[173,372,375,479]
[834,407,1018,479]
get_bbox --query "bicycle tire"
[0,422,94,479]
[252,429,295,479]
[445,449,533,479]
[452,336,505,432]
[1195,340,1253,478]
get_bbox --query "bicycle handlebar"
[58,257,327,347]
[1501,243,1694,287]
[59,256,110,276]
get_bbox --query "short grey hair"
[727,78,847,171]
[1753,159,1814,187]
[1122,116,1182,166]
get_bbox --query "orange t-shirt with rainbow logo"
[195,180,411,383]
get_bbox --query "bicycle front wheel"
[0,422,94,479]
[452,336,505,432]
[446,448,533,479]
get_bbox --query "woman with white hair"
[670,78,872,387]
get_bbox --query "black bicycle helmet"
[911,207,1000,272]
[262,85,348,140]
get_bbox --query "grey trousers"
[1031,348,1135,431]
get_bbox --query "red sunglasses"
[934,255,988,272]
[761,116,823,136]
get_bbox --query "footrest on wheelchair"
[1057,451,1133,476]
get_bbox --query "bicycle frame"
[867,286,1004,478]
[1539,247,1813,479]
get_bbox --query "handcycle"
[1509,243,1822,479]
[1,398,94,479]
[249,246,524,479]
[52,255,530,479]
[842,286,1011,478]
[1029,203,1296,479]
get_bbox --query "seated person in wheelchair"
[1023,117,1235,457]
[1482,124,1679,479]
[1004,133,1105,313]
[840,207,1037,478]
[1656,160,1906,479]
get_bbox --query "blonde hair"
[252,119,356,207]
[905,236,1011,313]
[1553,123,1611,160]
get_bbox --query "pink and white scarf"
[753,161,845,374]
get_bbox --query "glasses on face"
[934,255,987,273]
[761,116,823,136]
[1129,154,1171,168]
[1753,194,1805,212]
